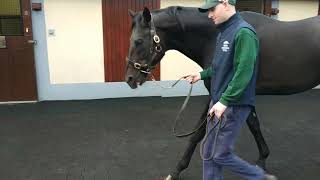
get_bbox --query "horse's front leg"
[165,100,210,180]
[246,108,270,170]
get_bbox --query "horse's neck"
[154,7,217,68]
[165,32,214,69]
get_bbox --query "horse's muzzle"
[126,76,138,89]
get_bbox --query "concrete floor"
[0,90,319,180]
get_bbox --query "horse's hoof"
[165,174,179,180]
[165,175,172,180]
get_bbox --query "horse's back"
[241,11,320,56]
[240,12,320,94]
[241,11,320,37]
[240,11,320,25]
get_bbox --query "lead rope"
[151,74,222,160]
[199,115,222,161]
[150,75,208,138]
[150,75,187,89]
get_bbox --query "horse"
[125,6,320,180]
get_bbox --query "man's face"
[208,2,228,25]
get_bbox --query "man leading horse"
[185,0,277,179]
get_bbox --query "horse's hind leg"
[246,107,270,170]
[166,100,209,180]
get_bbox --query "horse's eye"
[135,39,143,45]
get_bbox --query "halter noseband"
[126,13,164,74]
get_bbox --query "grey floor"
[0,90,320,180]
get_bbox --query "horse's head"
[125,7,165,89]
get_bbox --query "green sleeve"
[219,28,259,106]
[200,66,213,80]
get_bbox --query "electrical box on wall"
[48,29,55,36]
[32,3,42,11]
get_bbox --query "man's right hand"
[184,73,201,84]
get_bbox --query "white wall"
[44,0,104,84]
[160,0,205,80]
[278,0,319,21]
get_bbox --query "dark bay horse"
[125,6,320,180]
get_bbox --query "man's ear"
[143,7,151,23]
[128,9,135,17]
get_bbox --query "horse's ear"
[128,9,135,18]
[143,7,151,23]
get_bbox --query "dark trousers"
[202,104,265,180]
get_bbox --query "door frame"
[318,0,320,15]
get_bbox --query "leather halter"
[126,13,164,74]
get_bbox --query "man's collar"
[216,12,240,31]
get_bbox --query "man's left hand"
[209,101,227,119]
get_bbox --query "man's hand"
[209,101,227,119]
[184,72,201,84]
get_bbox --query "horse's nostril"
[127,76,133,82]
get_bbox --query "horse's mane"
[152,6,215,32]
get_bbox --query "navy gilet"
[211,12,258,106]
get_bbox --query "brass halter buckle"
[134,63,142,70]
[155,45,162,52]
[153,35,160,43]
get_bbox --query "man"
[184,0,277,179]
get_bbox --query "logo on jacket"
[221,41,230,52]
